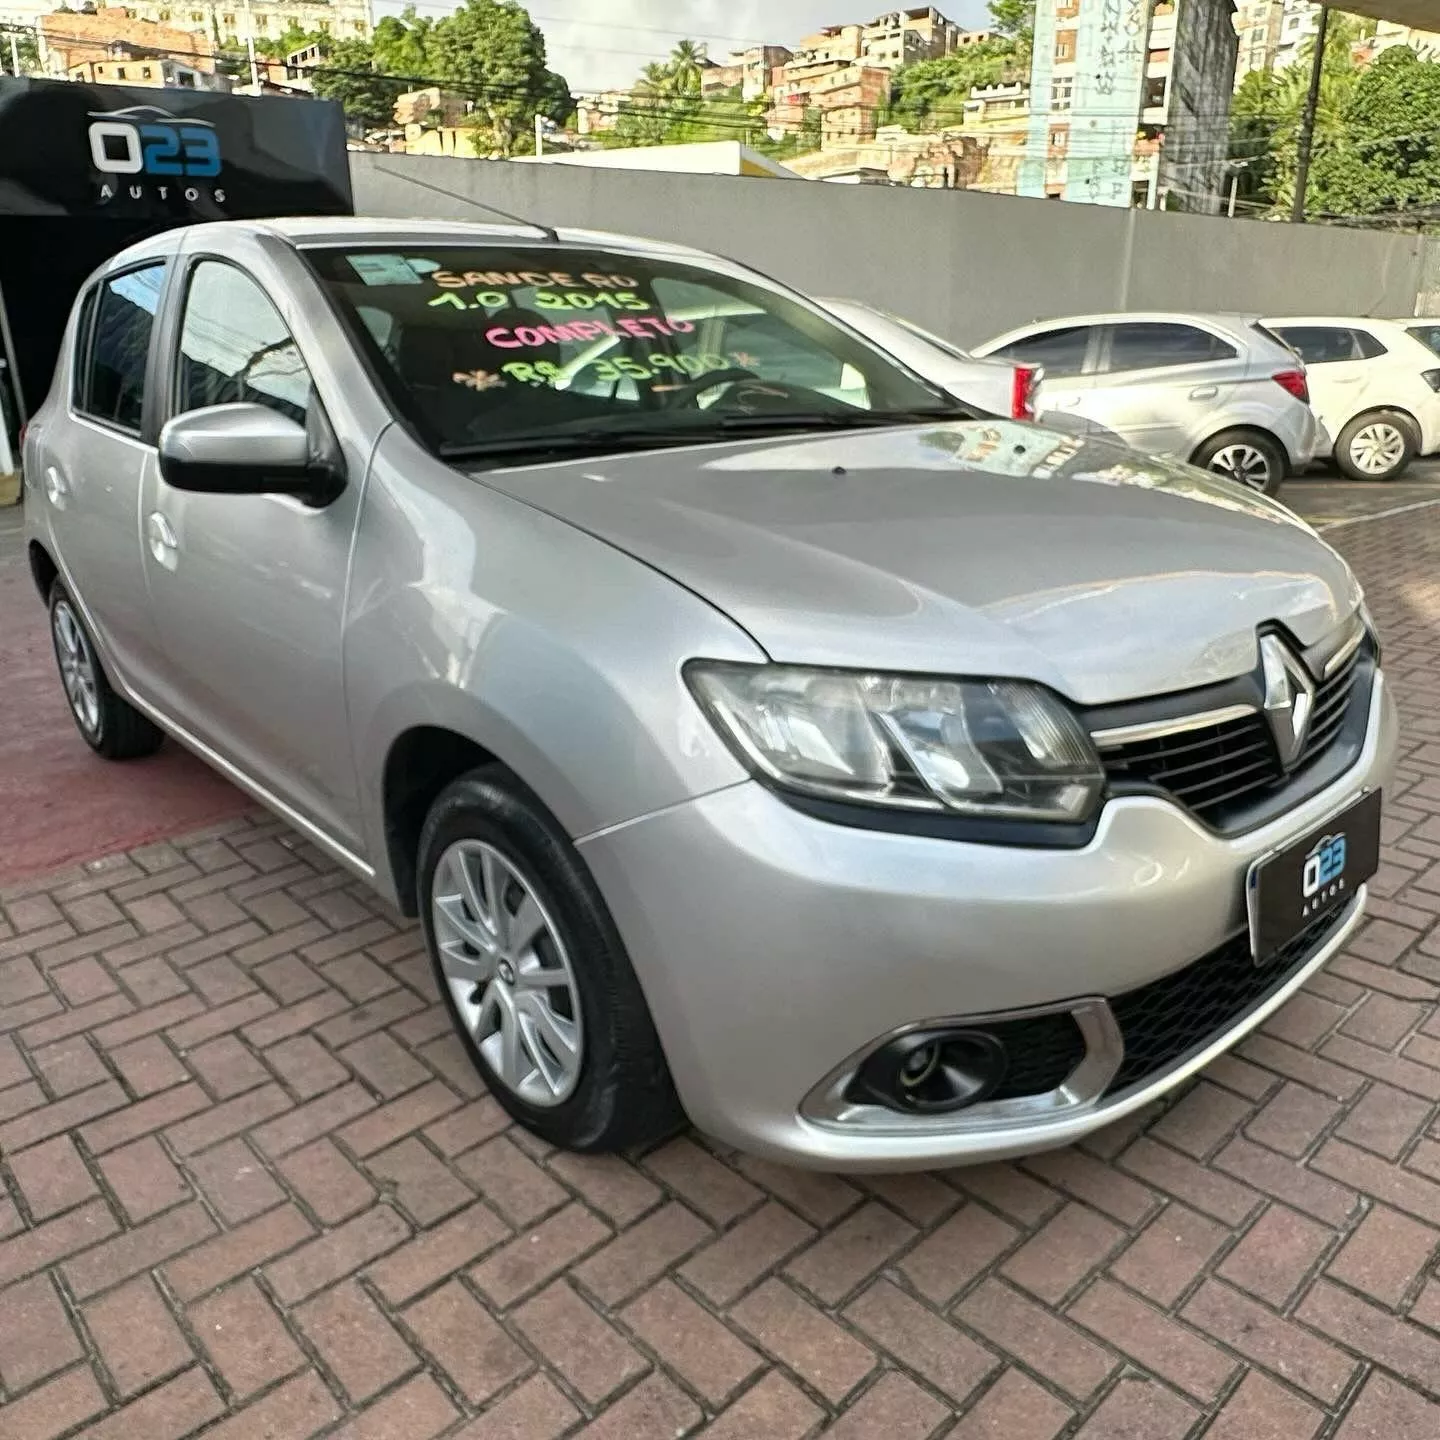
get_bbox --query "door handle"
[1054,396,1082,408]
[146,511,178,570]
[1189,386,1218,400]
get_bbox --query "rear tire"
[1192,429,1287,497]
[48,582,164,761]
[417,765,684,1153]
[1334,410,1416,482]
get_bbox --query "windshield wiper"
[439,429,699,463]
[703,405,978,432]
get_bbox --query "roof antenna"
[371,165,559,243]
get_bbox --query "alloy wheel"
[52,600,101,738]
[430,839,583,1106]
[1207,443,1273,492]
[1348,422,1407,478]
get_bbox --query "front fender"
[345,433,761,900]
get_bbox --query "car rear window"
[1407,323,1440,358]
[1272,326,1388,364]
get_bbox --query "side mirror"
[158,403,344,505]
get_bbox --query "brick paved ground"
[3,505,1440,1439]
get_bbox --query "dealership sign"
[0,77,351,219]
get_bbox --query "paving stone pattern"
[3,508,1440,1438]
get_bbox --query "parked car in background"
[815,297,1041,421]
[26,219,1396,1170]
[1264,317,1440,482]
[973,312,1320,496]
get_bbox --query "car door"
[1269,326,1382,441]
[983,324,1100,430]
[41,262,171,699]
[138,254,365,852]
[1082,321,1241,460]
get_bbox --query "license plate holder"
[1247,791,1382,964]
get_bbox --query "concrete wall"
[351,152,1440,347]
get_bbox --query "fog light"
[850,1029,1009,1115]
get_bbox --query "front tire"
[1193,429,1287,497]
[48,582,163,760]
[1334,410,1416,482]
[417,765,683,1152]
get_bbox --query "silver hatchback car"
[25,220,1395,1170]
[974,312,1322,496]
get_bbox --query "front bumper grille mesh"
[975,904,1345,1102]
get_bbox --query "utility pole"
[1228,171,1238,218]
[535,113,544,157]
[8,32,21,75]
[1291,4,1330,224]
[242,0,259,89]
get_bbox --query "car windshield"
[304,244,958,459]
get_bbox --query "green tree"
[312,37,408,130]
[986,0,1035,38]
[5,29,40,73]
[372,8,433,83]
[1225,13,1362,216]
[666,38,707,96]
[885,41,1021,130]
[1312,47,1440,218]
[251,24,328,61]
[423,0,572,155]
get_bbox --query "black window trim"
[70,258,171,443]
[992,322,1100,378]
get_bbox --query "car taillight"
[1272,369,1309,404]
[1422,369,1440,392]
[1011,364,1038,421]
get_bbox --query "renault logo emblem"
[1259,634,1315,768]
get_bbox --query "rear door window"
[1407,323,1440,358]
[78,264,166,433]
[991,325,1092,376]
[1272,326,1386,364]
[1103,322,1236,372]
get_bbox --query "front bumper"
[578,675,1397,1170]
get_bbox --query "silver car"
[974,311,1322,496]
[25,219,1395,1171]
[814,297,1038,421]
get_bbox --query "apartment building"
[0,0,371,45]
[1020,0,1237,212]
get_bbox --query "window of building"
[176,262,313,427]
[1055,0,1080,16]
[1048,124,1069,152]
[141,65,152,77]
[1104,323,1236,372]
[222,12,235,27]
[78,265,166,434]
[1051,77,1073,110]
[190,9,203,20]
[1054,29,1076,61]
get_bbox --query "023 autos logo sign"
[1300,831,1347,917]
[87,106,226,206]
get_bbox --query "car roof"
[95,216,724,275]
[997,311,1262,330]
[1262,315,1407,330]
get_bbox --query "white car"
[816,297,1040,421]
[973,312,1321,496]
[1264,316,1440,482]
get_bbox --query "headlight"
[687,662,1104,822]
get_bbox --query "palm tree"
[668,39,707,97]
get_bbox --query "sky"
[378,0,996,93]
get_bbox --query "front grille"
[961,904,1346,1102]
[1098,643,1366,831]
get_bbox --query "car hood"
[472,420,1360,705]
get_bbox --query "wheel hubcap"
[430,839,582,1107]
[1208,443,1272,491]
[52,601,101,737]
[1350,423,1406,476]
